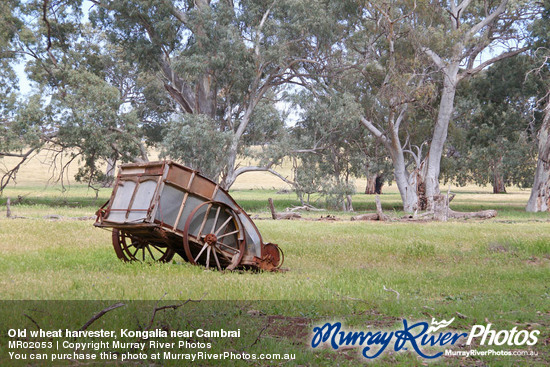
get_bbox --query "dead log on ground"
[432,194,496,221]
[351,213,381,221]
[351,195,389,221]
[447,209,497,219]
[268,198,301,220]
[286,204,326,212]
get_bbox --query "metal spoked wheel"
[183,201,245,271]
[112,229,175,262]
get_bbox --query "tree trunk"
[6,198,11,218]
[425,64,459,210]
[375,175,383,194]
[364,175,376,194]
[346,195,354,212]
[492,172,507,194]
[103,157,117,188]
[394,167,419,213]
[527,94,550,212]
[365,174,383,194]
[432,195,448,221]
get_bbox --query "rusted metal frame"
[94,200,110,223]
[106,208,149,212]
[119,161,165,170]
[212,184,219,198]
[118,173,159,179]
[100,160,285,270]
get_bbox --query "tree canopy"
[1,0,547,213]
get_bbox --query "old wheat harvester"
[95,161,283,271]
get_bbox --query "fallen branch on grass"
[351,213,381,221]
[351,195,390,221]
[43,215,96,220]
[383,285,400,301]
[447,209,497,219]
[24,313,42,330]
[286,204,326,212]
[249,322,270,348]
[79,302,126,332]
[268,198,301,220]
[144,292,207,333]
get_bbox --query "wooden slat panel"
[166,165,192,189]
[189,175,216,199]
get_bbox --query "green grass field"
[0,154,549,365]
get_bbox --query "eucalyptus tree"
[411,0,535,209]
[89,0,334,189]
[331,0,534,212]
[526,0,550,212]
[445,55,543,194]
[0,0,32,189]
[324,1,440,212]
[0,0,170,190]
[290,91,370,211]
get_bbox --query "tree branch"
[0,148,36,192]
[360,116,389,146]
[459,46,529,80]
[421,47,445,69]
[467,0,508,38]
[233,166,295,186]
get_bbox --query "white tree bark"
[420,0,525,210]
[361,114,421,212]
[424,64,459,210]
[526,94,550,212]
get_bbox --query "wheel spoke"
[217,241,239,253]
[150,244,166,255]
[217,230,239,240]
[114,230,174,263]
[211,206,221,233]
[212,247,222,271]
[182,202,245,270]
[214,216,233,236]
[194,243,209,263]
[146,246,156,261]
[216,246,232,261]
[197,204,213,239]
